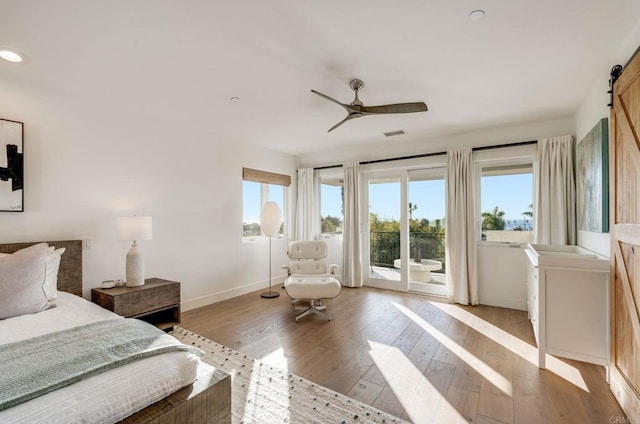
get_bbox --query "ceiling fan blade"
[360,102,428,115]
[311,90,356,113]
[327,113,361,132]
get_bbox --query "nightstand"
[91,278,180,331]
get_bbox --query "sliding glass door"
[366,176,404,291]
[363,168,447,296]
[407,169,447,296]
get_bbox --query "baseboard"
[545,347,608,367]
[479,297,527,311]
[181,273,287,312]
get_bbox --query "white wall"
[574,16,640,258]
[478,244,528,311]
[299,117,574,168]
[0,75,298,311]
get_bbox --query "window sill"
[243,234,287,243]
[477,240,527,248]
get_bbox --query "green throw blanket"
[0,318,203,411]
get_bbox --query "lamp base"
[260,291,280,299]
[125,243,145,287]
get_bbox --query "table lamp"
[117,216,152,287]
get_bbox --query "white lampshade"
[260,202,282,237]
[117,216,153,241]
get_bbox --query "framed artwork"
[0,118,24,212]
[577,118,609,232]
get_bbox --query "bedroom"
[1,1,640,423]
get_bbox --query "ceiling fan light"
[312,79,428,132]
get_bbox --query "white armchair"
[282,240,341,321]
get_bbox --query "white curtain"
[445,148,479,305]
[534,135,576,245]
[342,162,362,287]
[294,168,317,241]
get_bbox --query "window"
[242,168,291,238]
[320,177,343,235]
[480,163,534,242]
[243,181,262,237]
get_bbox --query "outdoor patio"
[370,265,447,285]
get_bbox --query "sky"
[481,173,533,221]
[324,173,533,222]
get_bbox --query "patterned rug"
[171,327,409,424]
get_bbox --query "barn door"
[611,51,640,416]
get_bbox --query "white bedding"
[0,292,200,424]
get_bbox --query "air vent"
[384,130,405,137]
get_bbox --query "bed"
[0,240,231,424]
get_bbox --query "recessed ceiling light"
[230,96,240,102]
[0,49,24,63]
[469,10,485,21]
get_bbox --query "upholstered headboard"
[0,240,83,296]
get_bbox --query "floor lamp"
[260,201,281,299]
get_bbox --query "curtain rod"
[472,140,536,152]
[312,139,537,170]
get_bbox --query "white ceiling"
[0,1,638,159]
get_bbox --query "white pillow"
[0,243,49,320]
[0,245,65,303]
[45,246,66,302]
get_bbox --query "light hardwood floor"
[181,286,624,423]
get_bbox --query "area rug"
[171,327,409,424]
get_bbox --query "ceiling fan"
[311,79,428,132]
